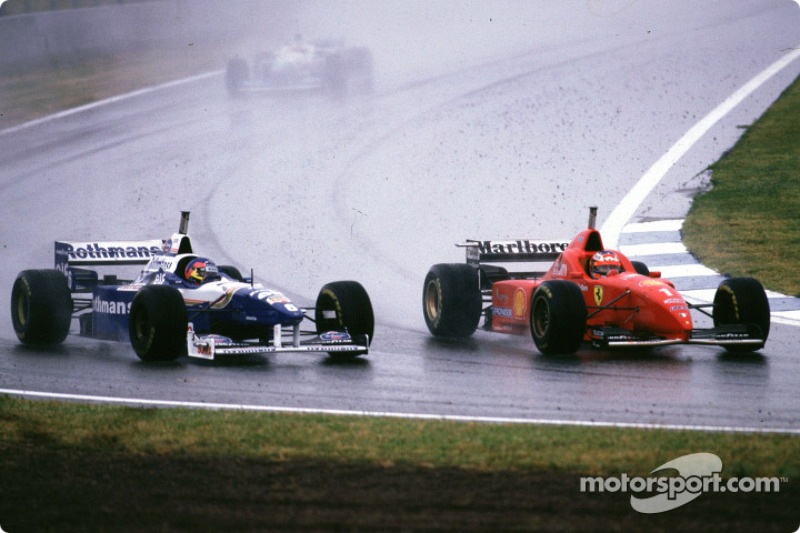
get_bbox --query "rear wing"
[55,240,163,291]
[457,239,569,279]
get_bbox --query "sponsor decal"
[719,284,740,320]
[594,286,604,306]
[513,288,527,318]
[251,290,288,303]
[147,257,177,272]
[61,242,161,261]
[552,256,567,277]
[715,332,748,339]
[320,332,352,342]
[640,279,667,287]
[670,305,688,311]
[469,239,569,255]
[93,296,131,315]
[664,297,683,304]
[493,306,513,317]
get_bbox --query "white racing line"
[602,45,800,328]
[3,48,800,432]
[1,387,799,435]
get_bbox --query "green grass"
[2,396,798,531]
[0,44,227,128]
[683,74,800,297]
[2,396,797,477]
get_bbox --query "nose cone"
[635,277,693,335]
[271,300,305,321]
[241,288,304,323]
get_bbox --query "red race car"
[422,208,770,354]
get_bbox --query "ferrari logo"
[594,286,603,306]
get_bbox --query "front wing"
[590,325,765,349]
[186,323,369,360]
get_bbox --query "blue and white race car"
[10,212,373,362]
[226,36,374,99]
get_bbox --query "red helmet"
[185,257,220,285]
[590,251,621,278]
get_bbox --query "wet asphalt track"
[1,1,799,431]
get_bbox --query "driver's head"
[590,251,621,278]
[185,257,220,285]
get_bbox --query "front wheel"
[10,269,72,345]
[315,281,374,357]
[713,277,770,353]
[530,280,586,355]
[129,285,187,361]
[422,264,482,338]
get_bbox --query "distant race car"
[11,212,374,362]
[225,35,374,98]
[422,208,770,354]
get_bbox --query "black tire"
[225,57,249,95]
[713,277,770,353]
[219,265,244,282]
[129,285,187,361]
[631,261,650,276]
[315,281,374,355]
[529,280,587,355]
[10,269,72,345]
[422,264,482,338]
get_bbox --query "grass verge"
[1,396,798,531]
[683,74,800,297]
[0,44,227,129]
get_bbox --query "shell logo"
[513,288,527,318]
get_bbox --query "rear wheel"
[10,269,72,345]
[530,280,586,355]
[315,281,374,357]
[129,285,187,361]
[713,277,770,353]
[631,261,650,276]
[422,264,482,338]
[219,265,244,282]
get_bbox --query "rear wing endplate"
[457,239,569,278]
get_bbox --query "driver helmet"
[590,251,621,279]
[185,257,220,285]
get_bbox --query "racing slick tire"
[529,280,587,355]
[129,285,188,362]
[11,269,72,345]
[423,264,482,339]
[225,57,249,96]
[712,277,770,353]
[631,261,650,276]
[218,265,244,282]
[315,281,374,357]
